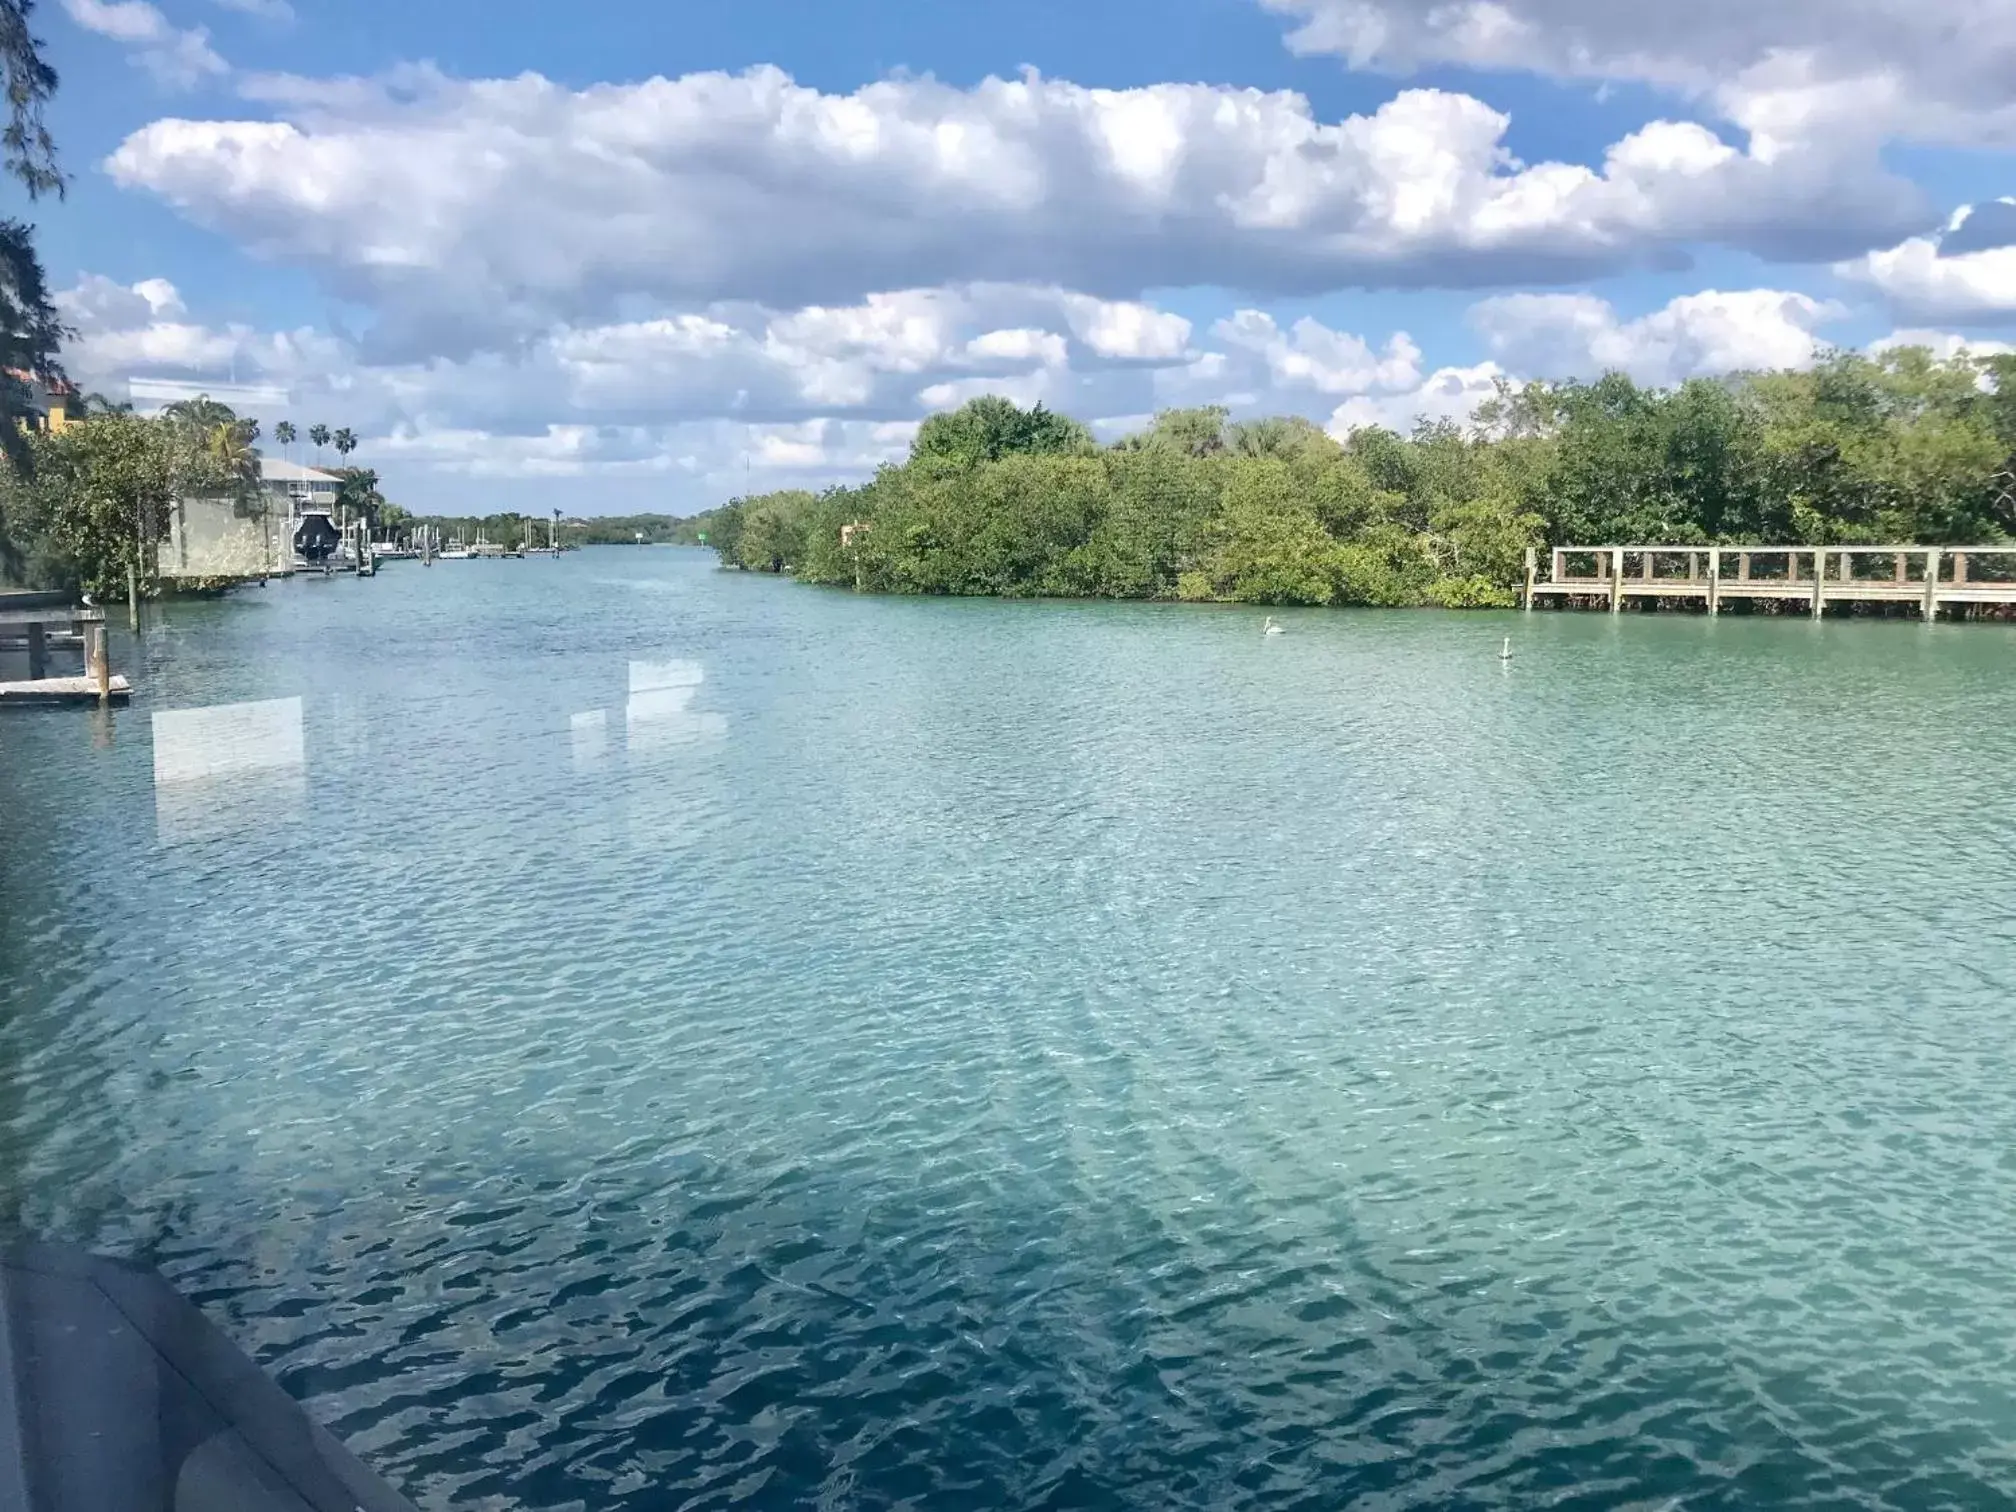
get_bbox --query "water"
[5,549,2016,1510]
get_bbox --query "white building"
[258,458,344,521]
[159,459,348,584]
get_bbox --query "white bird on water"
[1264,616,1286,637]
[1498,636,1514,661]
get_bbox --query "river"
[4,547,2016,1509]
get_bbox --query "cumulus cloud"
[1261,0,2016,148]
[1214,310,1421,393]
[103,64,1923,354]
[1839,202,2016,323]
[62,0,227,88]
[1469,288,1845,384]
[1867,330,2016,361]
[54,273,1220,504]
[1325,362,1511,438]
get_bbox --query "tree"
[308,423,331,464]
[910,396,1093,472]
[0,412,236,596]
[332,427,357,462]
[331,465,383,528]
[273,420,296,448]
[204,419,262,506]
[0,1,60,200]
[0,1,63,500]
[161,394,239,434]
[0,217,62,479]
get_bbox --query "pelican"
[1264,616,1286,637]
[1498,636,1514,661]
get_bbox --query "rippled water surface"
[6,549,2016,1510]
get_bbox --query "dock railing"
[1523,546,2016,619]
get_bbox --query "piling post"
[1610,548,1623,613]
[1739,552,1751,583]
[1708,549,1721,615]
[26,620,46,680]
[1811,549,1825,619]
[86,623,110,703]
[1551,548,1562,587]
[1894,551,1907,586]
[1924,548,1941,622]
[1523,548,1536,610]
[127,564,138,630]
[1954,551,1969,586]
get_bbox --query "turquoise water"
[5,548,2016,1509]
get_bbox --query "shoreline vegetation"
[690,354,2016,609]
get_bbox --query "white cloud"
[53,274,1201,502]
[62,0,227,88]
[1325,362,1510,437]
[1214,310,1421,393]
[212,0,291,17]
[1261,0,2016,148]
[1839,202,2016,323]
[104,64,1922,352]
[1059,295,1193,361]
[1469,288,1845,384]
[1868,330,2016,361]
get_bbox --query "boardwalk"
[1523,547,2016,619]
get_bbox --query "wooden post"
[1642,551,1655,582]
[1523,547,1536,611]
[1687,552,1699,581]
[1894,551,1907,585]
[1812,549,1825,619]
[25,620,47,680]
[1924,548,1941,622]
[127,563,138,630]
[1551,547,1562,586]
[1786,550,1799,584]
[86,623,109,703]
[1954,551,1969,586]
[1739,552,1751,583]
[1708,549,1720,615]
[1610,548,1623,613]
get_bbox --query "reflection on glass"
[625,659,727,753]
[571,707,609,767]
[151,696,308,843]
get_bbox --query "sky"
[25,0,2016,515]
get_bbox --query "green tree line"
[700,355,2016,608]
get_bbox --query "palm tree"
[333,426,357,462]
[206,419,262,504]
[308,423,330,466]
[274,420,296,448]
[163,394,238,433]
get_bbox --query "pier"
[1523,546,2016,619]
[0,592,128,705]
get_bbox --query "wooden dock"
[0,674,132,705]
[1523,546,2016,619]
[0,595,125,705]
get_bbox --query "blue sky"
[27,0,2016,513]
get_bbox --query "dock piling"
[1708,549,1721,615]
[1523,548,1536,611]
[1610,549,1623,613]
[86,624,109,703]
[1924,549,1941,622]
